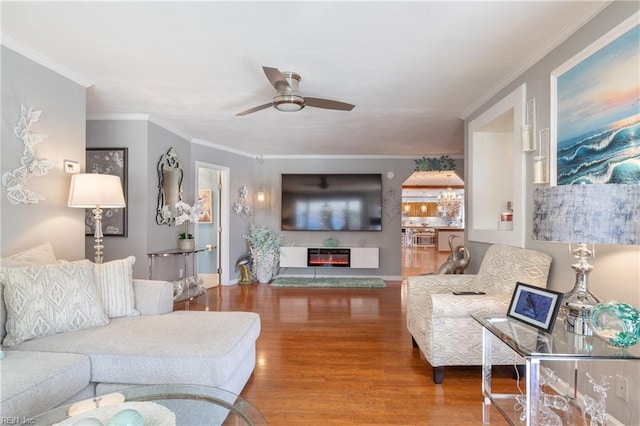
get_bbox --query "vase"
[590,302,640,347]
[253,250,276,284]
[178,238,195,251]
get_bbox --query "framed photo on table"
[507,282,563,333]
[85,148,128,237]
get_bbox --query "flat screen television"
[281,173,382,231]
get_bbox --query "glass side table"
[148,247,213,308]
[472,314,640,425]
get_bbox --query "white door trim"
[195,161,231,285]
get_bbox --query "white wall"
[1,46,86,261]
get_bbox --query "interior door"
[197,166,221,287]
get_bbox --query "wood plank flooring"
[180,247,518,425]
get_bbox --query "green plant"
[414,155,456,172]
[242,224,283,254]
[179,232,193,240]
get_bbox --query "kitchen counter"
[434,228,464,251]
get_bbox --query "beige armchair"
[406,244,552,384]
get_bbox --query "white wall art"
[2,105,54,204]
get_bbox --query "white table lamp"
[68,173,126,263]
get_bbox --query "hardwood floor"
[181,246,517,425]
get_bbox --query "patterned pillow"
[0,242,57,267]
[0,243,58,341]
[1,259,109,347]
[94,256,140,318]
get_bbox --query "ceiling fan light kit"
[236,66,355,116]
[274,94,305,112]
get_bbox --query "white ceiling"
[1,1,609,157]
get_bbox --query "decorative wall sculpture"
[2,105,54,204]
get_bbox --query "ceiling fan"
[236,66,355,116]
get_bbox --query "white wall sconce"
[254,155,265,204]
[521,124,535,152]
[533,128,550,184]
[521,98,537,152]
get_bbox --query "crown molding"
[1,34,94,88]
[87,113,150,121]
[86,113,192,142]
[148,116,193,142]
[191,138,255,158]
[263,154,464,160]
[460,1,612,120]
[86,115,464,159]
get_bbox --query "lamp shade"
[68,174,126,208]
[532,184,640,245]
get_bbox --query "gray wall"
[86,120,193,279]
[259,157,416,278]
[85,120,149,277]
[464,3,640,423]
[1,46,86,261]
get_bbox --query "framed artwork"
[507,282,563,333]
[85,148,128,237]
[198,189,213,223]
[550,11,639,186]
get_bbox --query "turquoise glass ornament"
[590,302,640,347]
[106,409,144,426]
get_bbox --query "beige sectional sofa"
[0,244,261,420]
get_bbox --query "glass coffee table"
[33,384,266,425]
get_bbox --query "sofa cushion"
[0,243,58,341]
[12,311,261,388]
[94,256,140,318]
[1,259,109,347]
[0,350,91,419]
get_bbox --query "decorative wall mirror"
[156,147,184,225]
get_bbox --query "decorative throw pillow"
[94,256,140,318]
[0,242,57,267]
[0,242,58,341]
[2,259,109,347]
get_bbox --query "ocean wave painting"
[555,19,639,185]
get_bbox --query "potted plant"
[242,224,283,283]
[172,200,204,250]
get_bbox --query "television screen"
[281,174,382,231]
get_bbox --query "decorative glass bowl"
[590,302,640,347]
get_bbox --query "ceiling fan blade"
[304,97,355,111]
[236,102,273,116]
[262,66,291,91]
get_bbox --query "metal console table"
[147,247,212,308]
[472,314,640,425]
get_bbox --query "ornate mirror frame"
[156,147,184,225]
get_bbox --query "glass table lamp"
[68,173,126,263]
[532,184,640,335]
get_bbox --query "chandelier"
[437,187,462,217]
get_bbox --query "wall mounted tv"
[281,173,382,231]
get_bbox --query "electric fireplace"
[307,248,351,268]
